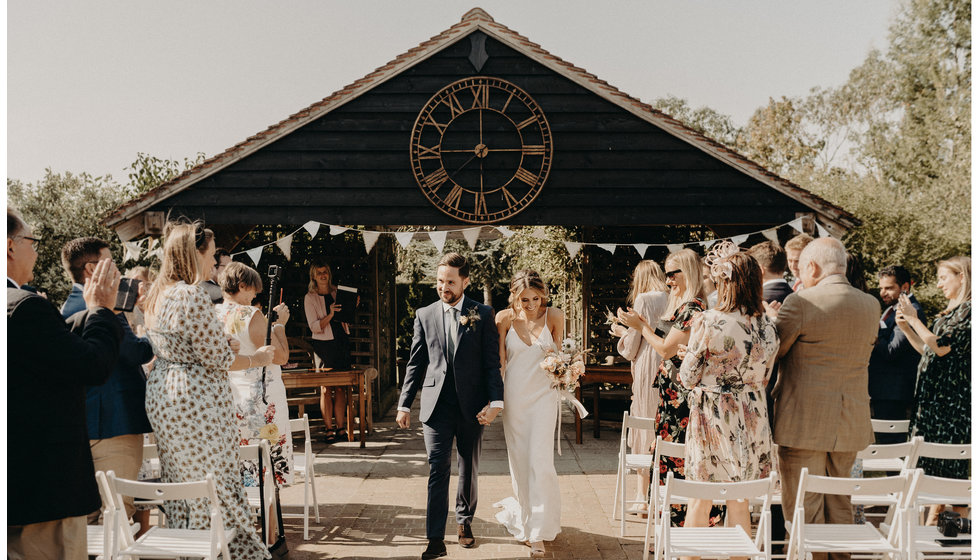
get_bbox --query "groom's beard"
[440,288,463,305]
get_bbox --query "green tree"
[127,151,206,195]
[649,95,743,148]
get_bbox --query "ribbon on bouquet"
[555,388,589,456]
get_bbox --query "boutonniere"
[458,306,482,331]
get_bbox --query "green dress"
[910,301,971,479]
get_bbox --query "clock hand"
[450,154,478,177]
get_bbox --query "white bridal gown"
[495,309,562,543]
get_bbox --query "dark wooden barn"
[106,8,858,418]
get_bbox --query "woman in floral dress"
[143,222,275,560]
[678,246,779,537]
[619,248,714,526]
[896,256,971,523]
[214,262,294,486]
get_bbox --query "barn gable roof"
[106,7,857,237]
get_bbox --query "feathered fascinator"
[704,241,739,282]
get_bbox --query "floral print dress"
[678,309,779,482]
[649,298,721,526]
[215,301,294,486]
[910,301,971,479]
[144,282,270,560]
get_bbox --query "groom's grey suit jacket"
[399,296,503,423]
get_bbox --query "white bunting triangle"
[667,244,682,253]
[462,227,481,250]
[789,218,805,233]
[762,229,780,243]
[597,243,616,255]
[303,221,320,239]
[633,244,649,257]
[123,241,142,262]
[731,234,749,247]
[497,226,516,238]
[563,241,582,258]
[362,231,380,254]
[330,225,348,236]
[699,240,716,250]
[530,228,549,240]
[394,231,415,249]
[429,231,447,252]
[816,223,831,238]
[275,235,293,261]
[246,246,263,266]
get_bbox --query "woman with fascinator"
[678,243,780,536]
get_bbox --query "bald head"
[799,237,847,288]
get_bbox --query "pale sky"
[7,1,899,184]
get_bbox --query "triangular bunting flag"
[330,225,348,236]
[429,231,447,252]
[394,231,415,249]
[667,244,682,253]
[563,241,582,259]
[699,240,716,250]
[762,229,780,243]
[246,246,263,266]
[497,226,516,238]
[816,223,831,238]
[462,227,481,250]
[597,243,616,255]
[362,231,381,254]
[148,238,159,253]
[633,244,649,258]
[789,218,805,233]
[275,235,293,261]
[123,241,142,262]
[303,221,320,239]
[530,228,549,240]
[730,234,749,247]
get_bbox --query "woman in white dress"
[214,262,294,487]
[611,260,669,515]
[493,270,565,558]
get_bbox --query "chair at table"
[642,436,687,554]
[239,440,279,544]
[612,411,658,536]
[786,468,913,560]
[648,471,776,560]
[101,470,234,560]
[285,413,321,540]
[872,418,911,442]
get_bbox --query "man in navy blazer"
[869,265,925,443]
[61,237,154,520]
[7,210,123,560]
[397,253,503,560]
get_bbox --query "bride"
[490,270,564,558]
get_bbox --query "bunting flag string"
[117,217,832,264]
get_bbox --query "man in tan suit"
[771,238,879,557]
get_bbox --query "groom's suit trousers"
[422,366,484,540]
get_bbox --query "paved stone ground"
[275,405,653,559]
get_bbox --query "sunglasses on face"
[17,236,41,250]
[665,269,682,279]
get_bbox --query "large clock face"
[410,77,553,223]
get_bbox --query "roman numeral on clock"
[444,184,464,209]
[475,192,487,215]
[516,116,537,130]
[514,167,539,186]
[470,84,489,109]
[501,187,519,207]
[522,145,546,155]
[441,93,464,118]
[417,145,440,160]
[423,167,449,190]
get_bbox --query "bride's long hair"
[508,269,549,312]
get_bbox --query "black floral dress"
[649,298,722,526]
[910,301,971,479]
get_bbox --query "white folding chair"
[910,440,971,470]
[649,471,776,560]
[903,470,972,558]
[642,436,687,554]
[872,418,911,441]
[135,442,166,527]
[786,467,912,560]
[286,413,321,540]
[104,470,234,560]
[612,411,658,535]
[859,438,921,474]
[240,440,279,544]
[88,471,117,560]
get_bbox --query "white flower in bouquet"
[540,338,590,392]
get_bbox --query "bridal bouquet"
[540,337,589,392]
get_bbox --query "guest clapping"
[612,260,669,514]
[142,222,272,560]
[678,244,779,538]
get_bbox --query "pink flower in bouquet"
[541,355,560,373]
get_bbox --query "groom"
[396,252,504,560]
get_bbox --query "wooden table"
[281,368,367,448]
[575,364,633,444]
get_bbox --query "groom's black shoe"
[421,539,447,559]
[458,523,475,548]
